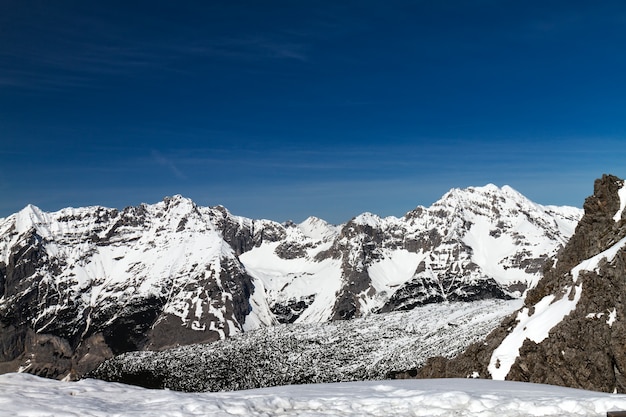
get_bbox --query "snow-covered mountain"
[0,184,581,380]
[414,174,626,393]
[249,184,581,324]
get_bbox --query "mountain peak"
[14,203,47,234]
[351,212,382,227]
[472,183,500,192]
[297,216,338,242]
[161,194,196,209]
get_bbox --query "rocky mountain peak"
[297,216,338,243]
[412,174,626,393]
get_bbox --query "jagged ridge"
[0,185,581,380]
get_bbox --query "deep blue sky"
[2,1,626,224]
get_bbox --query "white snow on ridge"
[614,181,626,222]
[489,284,582,380]
[351,211,387,228]
[3,373,626,417]
[297,216,339,242]
[571,236,626,282]
[367,249,424,290]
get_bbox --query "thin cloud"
[255,38,308,62]
[179,36,309,62]
[151,150,187,180]
[0,36,309,92]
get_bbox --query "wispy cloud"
[0,4,311,93]
[1,36,310,92]
[170,35,310,63]
[151,150,187,180]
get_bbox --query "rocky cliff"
[411,174,626,393]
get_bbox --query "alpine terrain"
[0,184,581,381]
[413,174,626,393]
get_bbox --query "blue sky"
[2,1,626,224]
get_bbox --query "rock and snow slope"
[0,184,581,380]
[243,184,580,322]
[415,174,626,393]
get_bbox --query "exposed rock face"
[379,275,511,313]
[270,295,316,323]
[412,174,626,393]
[0,184,581,381]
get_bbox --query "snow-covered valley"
[90,299,522,391]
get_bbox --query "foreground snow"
[3,373,626,416]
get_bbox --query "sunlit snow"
[613,181,626,222]
[571,236,626,282]
[488,284,582,380]
[3,373,626,417]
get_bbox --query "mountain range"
[0,184,581,380]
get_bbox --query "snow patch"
[240,241,343,323]
[608,308,618,327]
[614,181,626,222]
[571,236,626,282]
[489,284,582,380]
[242,275,276,330]
[367,249,423,290]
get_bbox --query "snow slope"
[3,373,626,417]
[489,235,626,380]
[416,175,626,393]
[488,284,582,380]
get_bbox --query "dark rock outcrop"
[270,295,315,324]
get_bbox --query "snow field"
[3,373,626,417]
[240,240,343,323]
